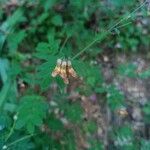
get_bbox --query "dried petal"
[51,59,62,77]
[67,60,77,78]
[51,66,61,77]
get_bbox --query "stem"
[6,134,37,147]
[5,120,16,142]
[59,36,69,54]
[71,1,147,60]
[115,22,132,29]
[71,37,101,60]
[108,0,147,32]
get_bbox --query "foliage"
[0,0,149,149]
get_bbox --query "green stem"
[6,134,37,147]
[71,1,147,60]
[5,120,16,142]
[115,22,132,29]
[59,36,69,54]
[71,35,103,60]
[108,0,147,32]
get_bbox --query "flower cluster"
[51,59,77,84]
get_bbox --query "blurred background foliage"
[0,0,150,149]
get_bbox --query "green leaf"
[51,15,63,26]
[63,102,83,123]
[72,60,103,86]
[3,102,17,113]
[142,102,150,123]
[41,0,57,11]
[0,114,11,131]
[139,69,150,79]
[0,80,10,108]
[48,114,64,131]
[7,31,26,54]
[0,58,9,84]
[89,139,104,150]
[117,63,138,78]
[36,56,57,90]
[36,42,50,52]
[84,121,97,133]
[63,131,76,150]
[113,125,134,149]
[106,85,125,111]
[15,95,47,133]
[35,34,60,56]
[1,9,23,31]
[0,9,23,52]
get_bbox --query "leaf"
[51,15,63,26]
[63,131,76,150]
[7,31,26,54]
[41,0,57,11]
[3,102,17,113]
[106,85,125,111]
[139,69,150,79]
[117,63,138,78]
[1,9,23,31]
[72,60,103,86]
[63,102,83,123]
[0,114,11,131]
[35,34,60,56]
[0,80,10,108]
[142,102,150,123]
[0,9,23,52]
[0,58,9,84]
[48,114,64,131]
[84,121,97,133]
[36,56,57,90]
[36,42,50,52]
[15,95,47,133]
[113,125,134,148]
[89,139,104,150]
[10,138,35,150]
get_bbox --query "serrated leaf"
[15,95,47,133]
[72,60,103,86]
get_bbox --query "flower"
[51,59,77,84]
[51,59,62,77]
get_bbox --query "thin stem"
[59,36,69,54]
[115,22,132,29]
[6,134,37,147]
[71,36,101,60]
[108,0,147,32]
[71,1,147,60]
[5,113,19,142]
[5,120,16,142]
